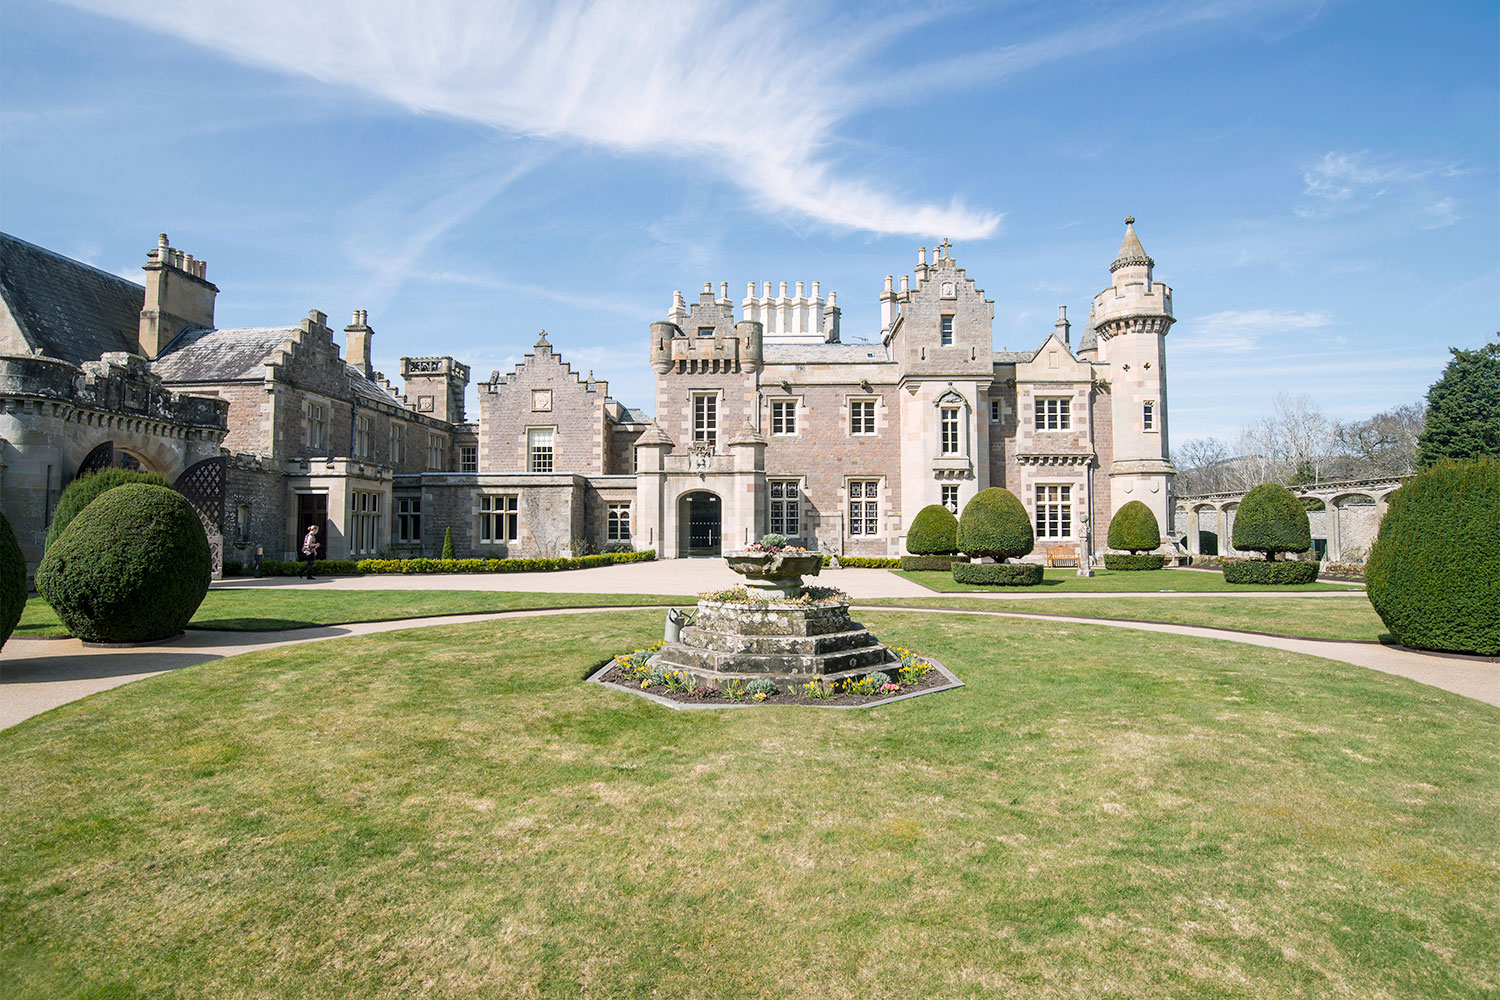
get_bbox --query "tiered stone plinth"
[648,598,898,691]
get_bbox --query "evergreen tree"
[441,527,456,560]
[1417,339,1500,467]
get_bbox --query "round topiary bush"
[907,504,959,555]
[1103,553,1165,571]
[1106,500,1162,557]
[46,467,170,547]
[35,484,211,643]
[1231,483,1311,561]
[1365,458,1500,655]
[953,561,1044,586]
[0,511,26,650]
[956,488,1034,563]
[1221,558,1319,585]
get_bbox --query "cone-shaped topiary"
[907,504,959,555]
[442,527,456,560]
[1365,458,1500,655]
[0,511,25,650]
[36,484,210,643]
[1106,501,1161,555]
[1231,483,1311,560]
[46,467,170,547]
[956,488,1034,563]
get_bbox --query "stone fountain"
[648,545,898,693]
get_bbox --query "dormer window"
[940,315,954,346]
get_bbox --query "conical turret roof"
[1109,216,1154,272]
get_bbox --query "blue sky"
[2,0,1495,444]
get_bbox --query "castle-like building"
[0,222,1175,576]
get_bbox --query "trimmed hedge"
[46,468,169,547]
[1103,553,1165,571]
[35,484,210,642]
[953,561,1044,586]
[821,556,902,569]
[1366,458,1500,655]
[901,554,969,571]
[1106,501,1161,555]
[957,488,1034,562]
[1232,483,1311,559]
[0,511,25,650]
[907,504,959,555]
[1222,559,1319,585]
[223,550,658,576]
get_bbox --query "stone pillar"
[1327,502,1341,563]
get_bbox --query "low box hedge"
[1103,553,1165,571]
[952,561,1044,586]
[820,556,902,569]
[221,550,655,576]
[900,554,969,571]
[1222,559,1319,585]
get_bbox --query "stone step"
[690,603,858,638]
[679,626,881,657]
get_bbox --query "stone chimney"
[345,309,373,376]
[137,233,218,359]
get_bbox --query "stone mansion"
[0,222,1176,575]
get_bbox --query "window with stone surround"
[940,407,961,455]
[607,503,632,542]
[770,399,797,436]
[459,445,477,473]
[389,424,405,465]
[850,399,876,436]
[528,427,554,472]
[1143,400,1156,432]
[990,399,1001,423]
[349,490,381,555]
[1035,484,1072,539]
[769,479,800,535]
[305,402,325,451]
[478,494,518,543]
[848,480,879,535]
[940,315,955,346]
[941,484,960,513]
[396,497,421,543]
[355,415,371,460]
[428,433,445,471]
[693,393,718,449]
[1034,397,1071,431]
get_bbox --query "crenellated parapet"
[651,284,763,374]
[0,351,227,431]
[1090,218,1173,342]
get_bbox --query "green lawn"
[895,566,1362,594]
[860,594,1390,642]
[2,610,1495,998]
[14,588,694,637]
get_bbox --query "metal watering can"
[664,607,695,643]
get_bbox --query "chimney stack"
[345,309,374,376]
[137,232,218,358]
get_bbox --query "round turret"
[650,321,679,374]
[735,319,763,373]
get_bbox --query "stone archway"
[678,490,722,557]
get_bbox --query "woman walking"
[298,524,320,580]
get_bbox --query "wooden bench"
[1045,545,1079,568]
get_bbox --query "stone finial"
[535,329,550,348]
[918,246,926,266]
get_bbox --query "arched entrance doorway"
[679,490,722,557]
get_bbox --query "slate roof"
[1076,315,1099,354]
[0,231,144,366]
[348,367,403,405]
[993,350,1034,365]
[764,343,890,364]
[619,406,651,422]
[151,326,300,381]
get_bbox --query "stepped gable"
[0,232,144,366]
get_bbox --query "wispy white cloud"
[1175,309,1332,353]
[1295,150,1468,220]
[63,0,1005,239]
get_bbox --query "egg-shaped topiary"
[907,504,959,555]
[956,488,1034,563]
[1107,500,1161,555]
[1365,458,1500,655]
[0,511,26,650]
[1231,483,1311,560]
[46,467,169,547]
[35,484,211,643]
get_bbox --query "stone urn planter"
[724,549,824,597]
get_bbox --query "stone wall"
[477,338,609,474]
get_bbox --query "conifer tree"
[1417,339,1500,467]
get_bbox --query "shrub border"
[1103,553,1165,571]
[952,561,1044,586]
[224,550,656,577]
[1222,559,1320,585]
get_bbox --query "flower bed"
[597,642,947,707]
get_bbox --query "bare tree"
[1333,402,1424,477]
[1172,437,1234,494]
